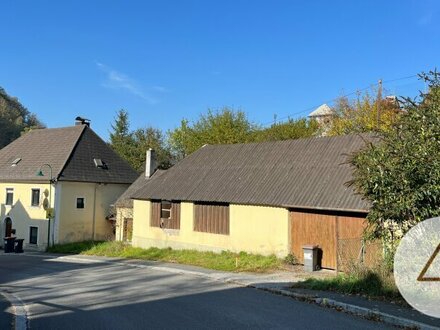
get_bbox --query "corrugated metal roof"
[132,134,375,212]
[115,170,166,208]
[0,125,138,184]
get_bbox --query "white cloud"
[96,62,159,104]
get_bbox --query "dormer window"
[93,158,107,169]
[11,158,21,166]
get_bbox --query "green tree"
[328,91,402,136]
[0,87,45,148]
[168,107,258,158]
[109,109,173,171]
[350,70,440,253]
[131,127,173,171]
[252,118,319,142]
[109,109,134,165]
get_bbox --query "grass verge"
[293,268,403,303]
[48,241,282,273]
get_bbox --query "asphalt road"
[0,253,392,330]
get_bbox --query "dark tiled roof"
[115,170,165,208]
[0,125,138,184]
[59,127,138,184]
[132,134,375,212]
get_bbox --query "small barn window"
[194,203,229,235]
[161,201,172,219]
[151,200,180,229]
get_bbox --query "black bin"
[14,239,24,253]
[4,237,16,253]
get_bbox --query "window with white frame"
[76,197,85,209]
[29,226,38,244]
[5,188,13,206]
[31,189,40,206]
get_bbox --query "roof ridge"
[56,125,87,180]
[199,133,375,149]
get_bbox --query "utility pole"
[377,79,382,130]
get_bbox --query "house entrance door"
[4,217,12,237]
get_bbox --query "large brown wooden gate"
[290,209,366,270]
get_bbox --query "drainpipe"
[92,183,97,241]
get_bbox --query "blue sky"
[1,0,438,140]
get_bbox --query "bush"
[284,253,299,265]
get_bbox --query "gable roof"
[308,104,334,117]
[0,125,138,184]
[132,134,375,212]
[115,170,165,208]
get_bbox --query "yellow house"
[130,135,373,269]
[0,119,137,250]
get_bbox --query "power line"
[262,74,418,127]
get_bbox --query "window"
[11,158,21,166]
[31,189,40,206]
[29,226,38,244]
[151,200,180,229]
[161,201,172,219]
[5,188,13,206]
[76,197,85,209]
[194,203,230,235]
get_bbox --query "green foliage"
[328,91,401,136]
[48,241,283,272]
[350,70,440,250]
[109,109,133,165]
[253,118,319,142]
[130,127,173,171]
[109,109,173,171]
[0,87,45,148]
[294,270,400,301]
[168,107,258,158]
[168,107,319,159]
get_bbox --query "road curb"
[255,288,440,330]
[48,254,440,330]
[0,289,28,330]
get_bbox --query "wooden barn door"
[290,211,337,269]
[290,210,367,270]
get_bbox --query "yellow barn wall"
[56,182,128,244]
[0,182,52,250]
[132,200,289,257]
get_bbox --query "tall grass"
[293,261,402,302]
[48,241,282,273]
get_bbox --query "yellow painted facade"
[0,182,52,250]
[132,200,290,257]
[0,181,129,250]
[56,182,128,244]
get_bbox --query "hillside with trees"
[0,87,45,148]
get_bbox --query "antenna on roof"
[75,116,91,127]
